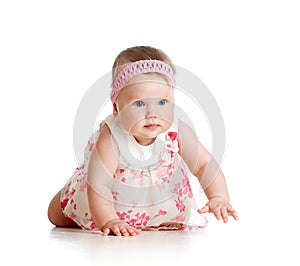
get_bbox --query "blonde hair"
[112,46,175,83]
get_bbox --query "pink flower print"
[112,191,119,201]
[158,209,167,216]
[135,212,141,219]
[178,188,183,197]
[135,212,151,226]
[167,163,173,170]
[184,217,208,231]
[89,218,97,230]
[143,215,151,226]
[175,197,186,212]
[117,212,127,221]
[171,215,186,223]
[70,188,76,196]
[88,143,94,151]
[73,204,77,210]
[172,183,181,194]
[121,177,126,183]
[144,218,150,226]
[85,213,89,217]
[167,132,177,141]
[184,225,203,231]
[119,168,125,174]
[61,199,69,210]
[116,212,123,220]
[182,177,193,198]
[76,164,85,170]
[69,212,76,220]
[129,219,138,226]
[157,169,169,183]
[130,169,143,180]
[180,167,189,179]
[161,176,169,183]
[117,210,135,224]
[82,173,88,181]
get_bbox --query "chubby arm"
[87,124,140,236]
[178,120,238,222]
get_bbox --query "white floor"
[3,209,298,266]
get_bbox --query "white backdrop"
[1,0,299,265]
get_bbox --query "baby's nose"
[145,103,158,118]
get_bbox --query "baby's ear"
[113,103,118,117]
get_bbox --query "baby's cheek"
[119,109,145,132]
[157,106,174,125]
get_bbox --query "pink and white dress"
[61,115,207,231]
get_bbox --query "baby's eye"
[158,99,168,106]
[133,100,145,107]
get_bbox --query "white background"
[1,0,299,265]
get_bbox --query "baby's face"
[115,74,174,146]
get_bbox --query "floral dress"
[61,115,207,231]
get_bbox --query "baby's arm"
[87,124,141,236]
[178,121,238,222]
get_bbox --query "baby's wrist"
[209,195,229,202]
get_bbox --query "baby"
[48,46,238,236]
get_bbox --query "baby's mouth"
[144,124,159,130]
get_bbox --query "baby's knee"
[47,191,63,226]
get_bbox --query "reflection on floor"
[5,213,293,266]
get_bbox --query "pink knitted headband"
[111,59,176,104]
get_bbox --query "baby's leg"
[48,190,78,227]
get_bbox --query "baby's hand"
[198,197,238,223]
[101,219,141,236]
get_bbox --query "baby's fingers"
[228,207,238,220]
[119,226,130,236]
[221,206,238,222]
[102,224,122,236]
[118,225,141,236]
[213,206,222,220]
[221,207,229,223]
[112,225,140,236]
[102,227,110,236]
[111,225,122,236]
[198,205,209,214]
[126,226,141,236]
